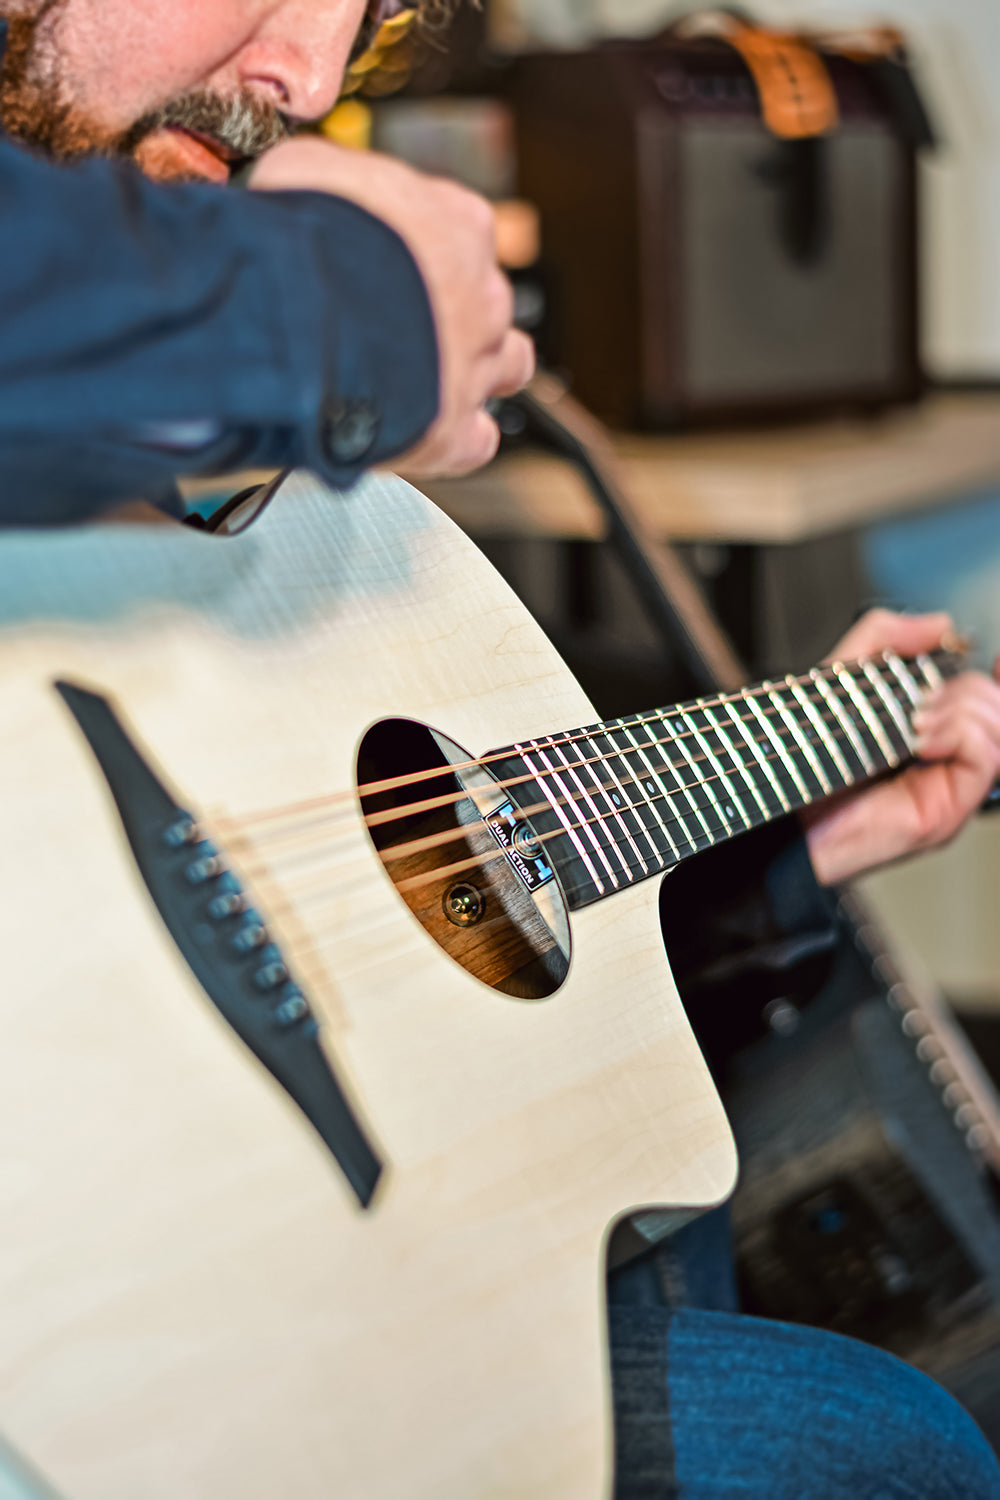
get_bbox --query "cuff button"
[320,397,380,465]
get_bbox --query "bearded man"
[3,4,1000,1498]
[0,0,532,522]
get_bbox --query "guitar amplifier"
[511,36,925,429]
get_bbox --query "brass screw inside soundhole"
[444,882,485,926]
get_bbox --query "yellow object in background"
[321,99,373,152]
[338,7,417,100]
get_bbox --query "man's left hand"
[802,608,1000,886]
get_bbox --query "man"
[0,0,533,521]
[2,1,1000,1495]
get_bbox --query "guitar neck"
[488,647,960,910]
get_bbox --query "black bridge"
[56,681,382,1209]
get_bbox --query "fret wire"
[722,700,790,812]
[787,676,854,789]
[701,704,772,821]
[811,670,874,776]
[882,650,923,707]
[573,732,653,875]
[640,713,720,844]
[531,669,910,825]
[540,691,859,840]
[602,651,918,764]
[590,729,659,870]
[250,649,941,840]
[517,747,713,877]
[701,702,760,827]
[616,719,697,856]
[601,729,727,861]
[682,706,751,831]
[732,682,900,766]
[656,715,726,838]
[741,688,811,805]
[494,663,922,900]
[766,685,831,796]
[516,743,607,896]
[852,668,910,762]
[834,664,899,767]
[572,651,929,750]
[505,653,920,818]
[596,728,671,864]
[499,656,925,887]
[605,744,768,857]
[581,738,653,876]
[605,723,683,864]
[862,660,916,754]
[630,689,850,788]
[915,652,945,691]
[537,740,625,888]
[554,735,644,880]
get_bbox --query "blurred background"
[309,0,1000,1019]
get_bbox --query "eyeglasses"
[343,0,418,95]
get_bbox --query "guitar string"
[227,658,911,830]
[291,670,920,928]
[216,667,919,871]
[221,666,943,957]
[232,703,922,954]
[222,650,938,834]
[218,674,915,883]
[256,720,843,884]
[229,687,853,847]
[231,699,917,911]
[226,713,858,893]
[225,685,913,897]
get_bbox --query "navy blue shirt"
[0,133,438,523]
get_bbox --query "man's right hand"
[249,137,535,477]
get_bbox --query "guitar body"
[0,472,735,1499]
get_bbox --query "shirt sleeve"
[0,136,439,522]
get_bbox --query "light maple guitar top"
[0,471,737,1500]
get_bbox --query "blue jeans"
[608,1211,1000,1499]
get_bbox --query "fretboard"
[487,648,958,911]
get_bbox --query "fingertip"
[895,610,955,654]
[459,409,501,472]
[826,606,955,663]
[492,331,536,398]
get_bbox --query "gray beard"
[0,2,289,166]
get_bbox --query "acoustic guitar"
[0,469,956,1499]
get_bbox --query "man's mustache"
[121,89,291,163]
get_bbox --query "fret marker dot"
[612,793,622,806]
[726,805,735,818]
[646,782,656,795]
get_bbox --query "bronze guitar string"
[221,649,938,860]
[227,675,928,913]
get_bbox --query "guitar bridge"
[55,680,383,1209]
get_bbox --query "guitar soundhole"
[357,718,571,1000]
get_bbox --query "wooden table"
[421,392,1000,545]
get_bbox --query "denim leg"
[607,1208,738,1498]
[608,1207,739,1315]
[609,1303,1000,1500]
